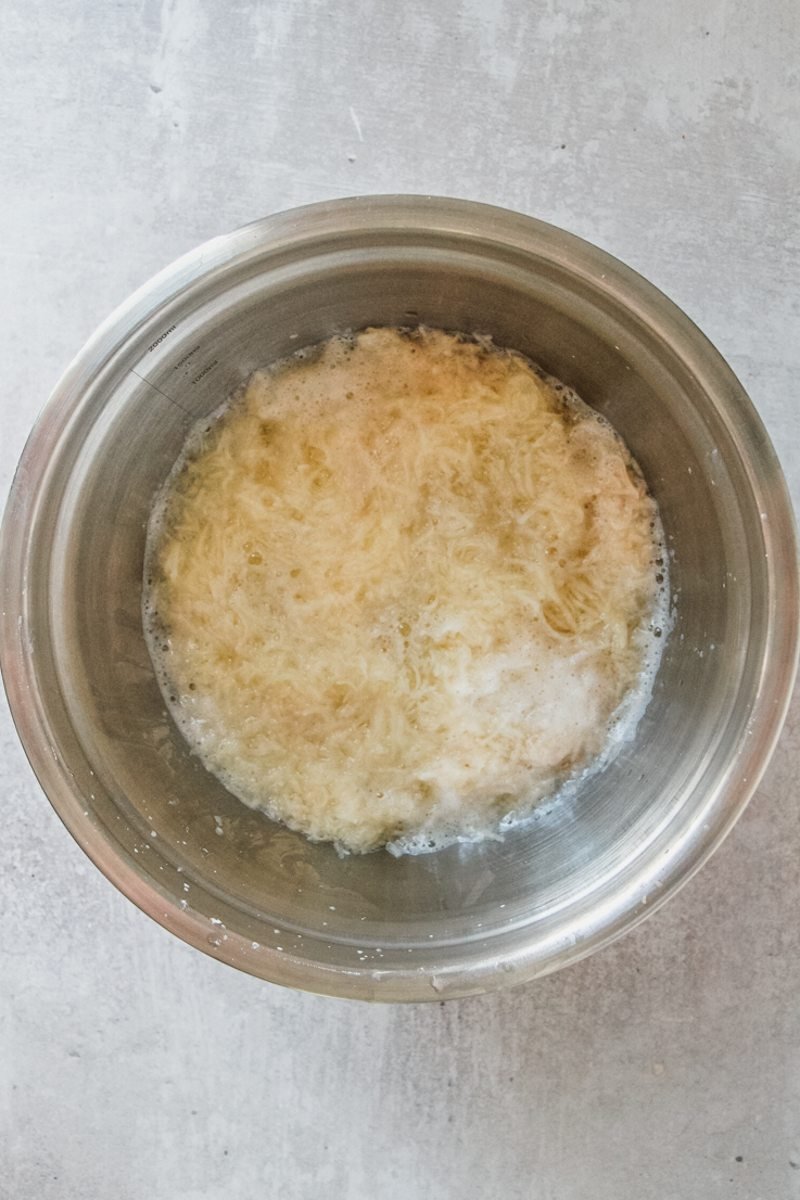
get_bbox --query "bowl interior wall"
[44,243,757,965]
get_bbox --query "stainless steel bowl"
[2,196,797,1001]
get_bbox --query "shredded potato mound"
[146,328,663,853]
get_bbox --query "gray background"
[2,2,799,1197]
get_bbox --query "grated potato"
[145,328,666,854]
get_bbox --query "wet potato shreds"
[146,328,665,854]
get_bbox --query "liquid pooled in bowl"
[144,327,669,854]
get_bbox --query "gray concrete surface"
[2,2,799,1197]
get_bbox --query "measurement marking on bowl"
[146,325,176,353]
[129,367,191,416]
[173,344,202,372]
[191,359,218,385]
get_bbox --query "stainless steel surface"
[1,196,797,1001]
